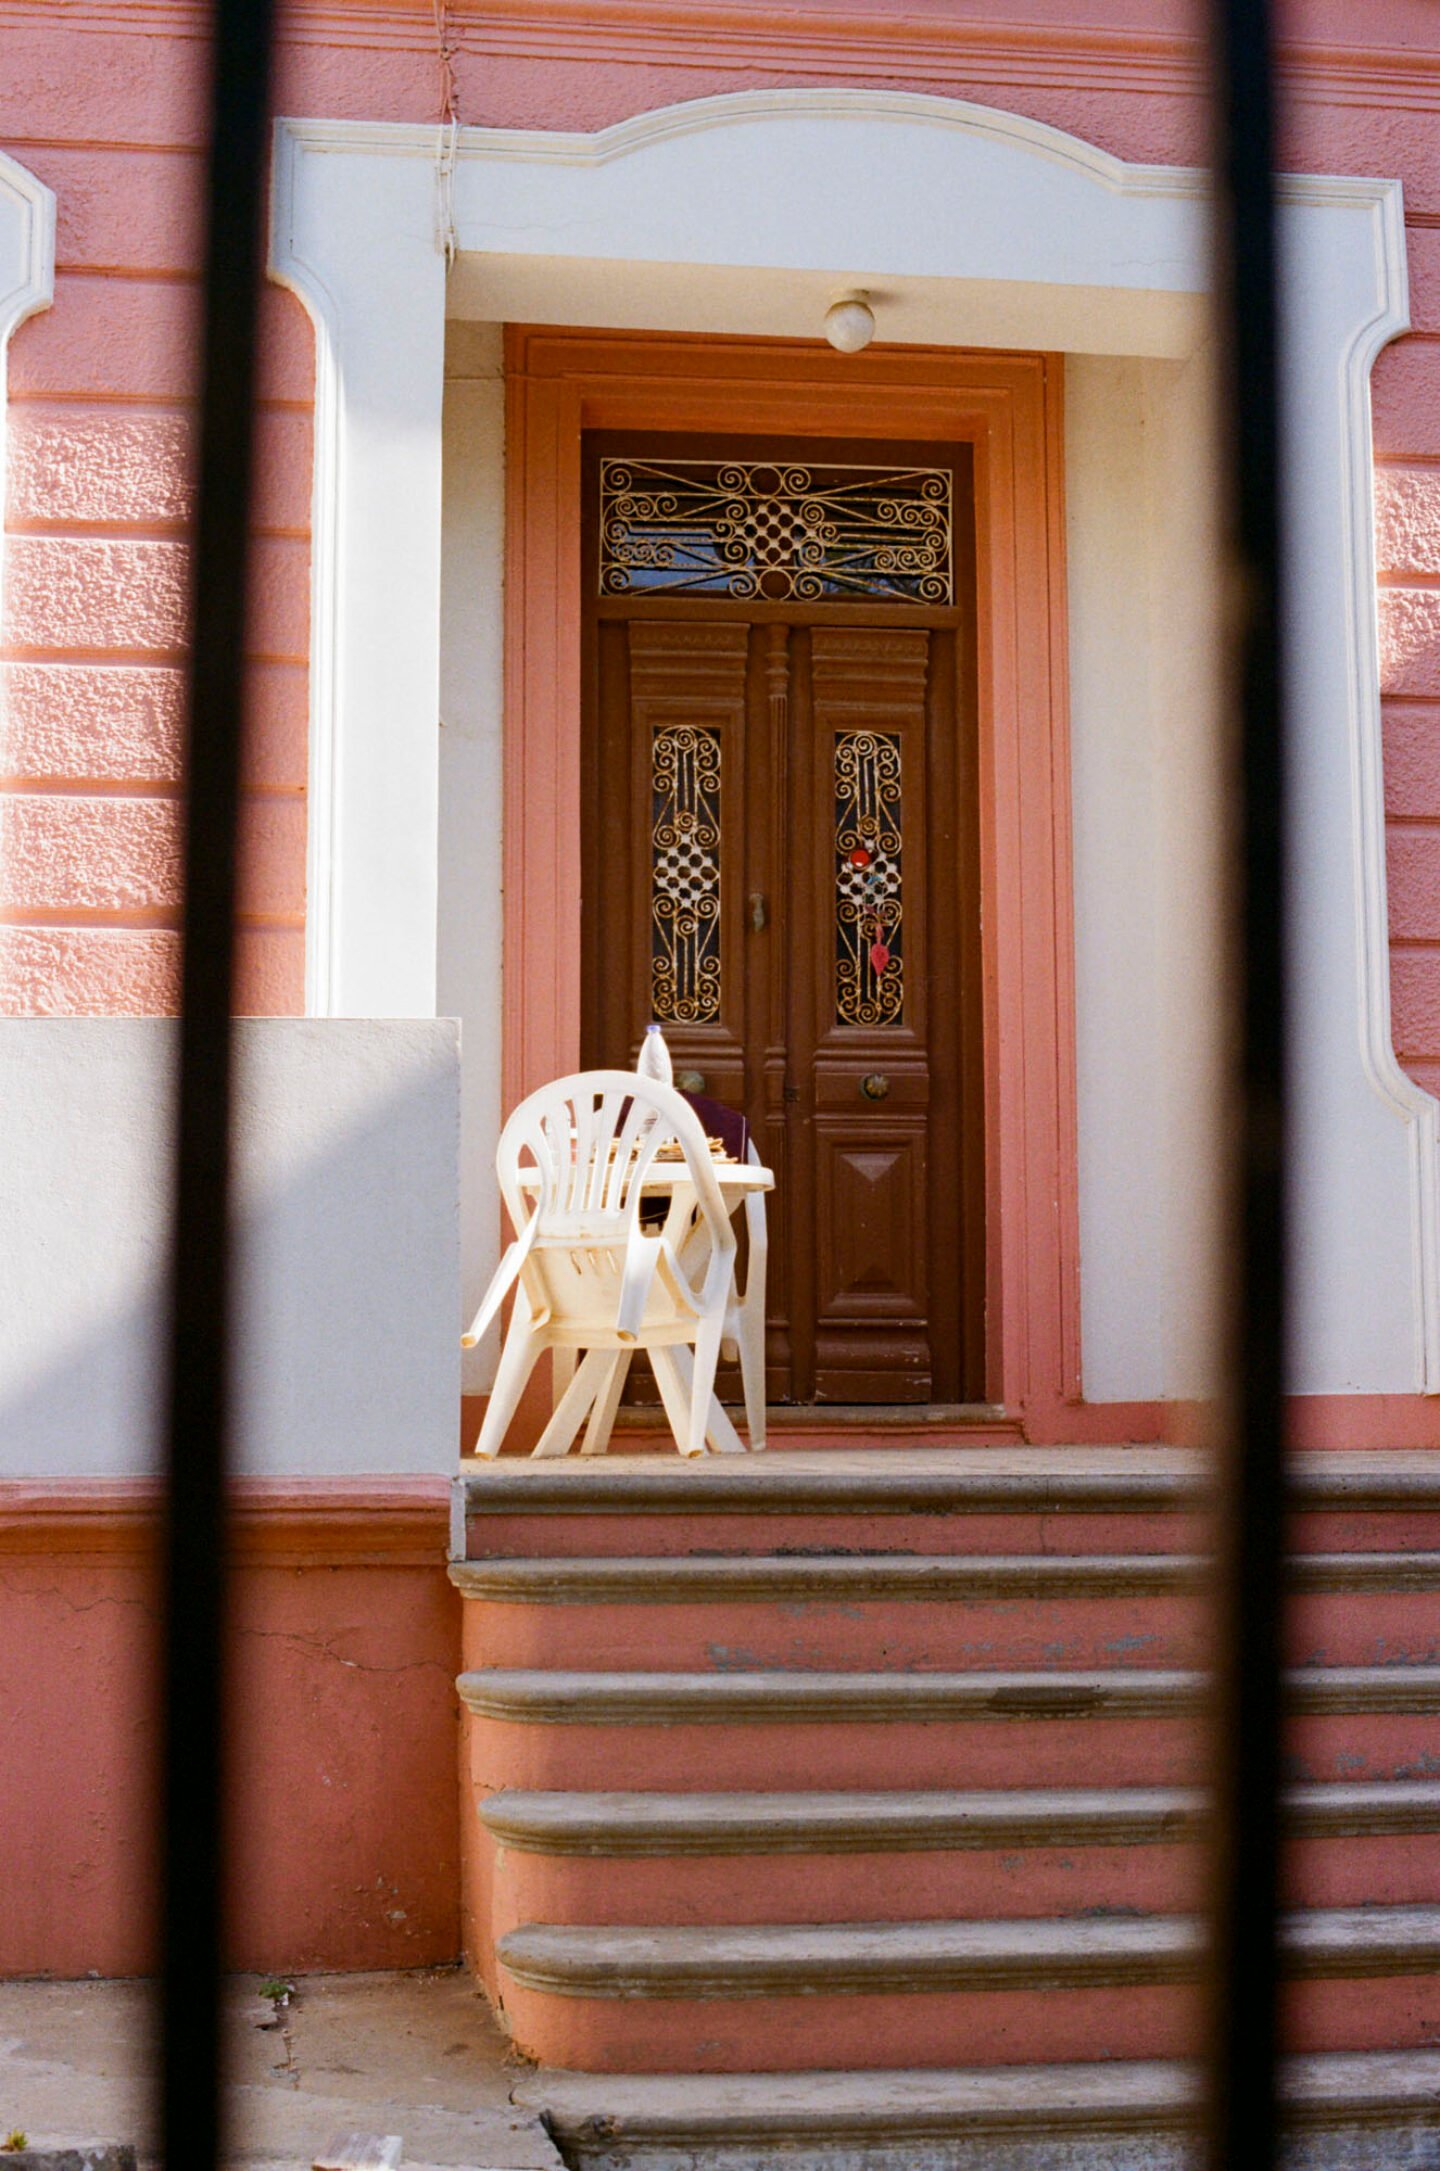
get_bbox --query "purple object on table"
[680,1090,750,1163]
[630,1090,749,1228]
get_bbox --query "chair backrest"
[496,1070,734,1330]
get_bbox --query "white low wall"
[0,1017,460,1477]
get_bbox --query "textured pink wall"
[1378,251,1440,1096]
[3,0,1440,1064]
[0,19,312,1015]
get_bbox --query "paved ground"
[0,1971,565,2170]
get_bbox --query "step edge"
[462,1453,1440,1518]
[457,1666,1205,1722]
[495,1907,1440,1999]
[479,1784,1203,1853]
[456,1664,1440,1722]
[450,1552,1440,1601]
[476,1780,1440,1855]
[518,2051,1440,2141]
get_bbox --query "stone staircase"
[451,1448,1440,2168]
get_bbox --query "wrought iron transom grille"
[651,724,722,1023]
[835,729,904,1026]
[600,457,953,603]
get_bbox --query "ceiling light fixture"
[824,291,876,354]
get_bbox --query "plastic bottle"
[637,1022,674,1085]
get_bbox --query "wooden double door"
[581,435,985,1405]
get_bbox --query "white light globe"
[824,296,876,354]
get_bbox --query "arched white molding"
[270,119,448,1022]
[0,148,56,706]
[269,90,1431,1394]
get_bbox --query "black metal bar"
[157,5,276,2166]
[1204,3,1290,2168]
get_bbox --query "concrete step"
[515,2049,1440,2170]
[476,1781,1440,1929]
[461,1446,1440,1513]
[452,1552,1440,1670]
[459,1448,1440,1559]
[493,1905,1440,2071]
[458,1664,1440,1789]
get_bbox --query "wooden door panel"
[813,1121,930,1402]
[797,626,937,1399]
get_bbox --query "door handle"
[860,1073,890,1101]
[749,892,768,932]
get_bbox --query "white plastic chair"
[462,1071,740,1460]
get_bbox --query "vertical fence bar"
[158,4,276,2165]
[1204,3,1290,2168]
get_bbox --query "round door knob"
[860,1073,890,1101]
[676,1070,708,1095]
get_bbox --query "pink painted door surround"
[502,327,1096,1440]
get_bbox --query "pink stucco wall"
[0,1482,461,1977]
[4,1,1440,1063]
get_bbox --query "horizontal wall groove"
[51,266,201,290]
[0,777,184,799]
[7,392,203,413]
[0,907,182,930]
[2,646,192,666]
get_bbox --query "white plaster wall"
[0,1018,460,1477]
[1067,355,1167,1403]
[439,322,506,1389]
[1067,348,1224,1404]
[1146,345,1226,1405]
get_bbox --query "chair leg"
[670,1344,745,1454]
[475,1300,543,1459]
[650,1347,704,1460]
[551,1346,576,1411]
[581,1351,632,1456]
[532,1349,611,1459]
[685,1314,726,1462]
[738,1301,767,1451]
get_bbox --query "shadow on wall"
[0,1018,465,1979]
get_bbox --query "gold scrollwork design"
[651,726,722,1024]
[835,730,903,1028]
[601,458,952,603]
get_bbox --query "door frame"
[504,325,1079,1430]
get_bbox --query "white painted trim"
[270,119,447,1018]
[1326,186,1439,1383]
[268,90,1432,1394]
[0,148,56,728]
[269,120,344,1019]
[276,90,1209,196]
